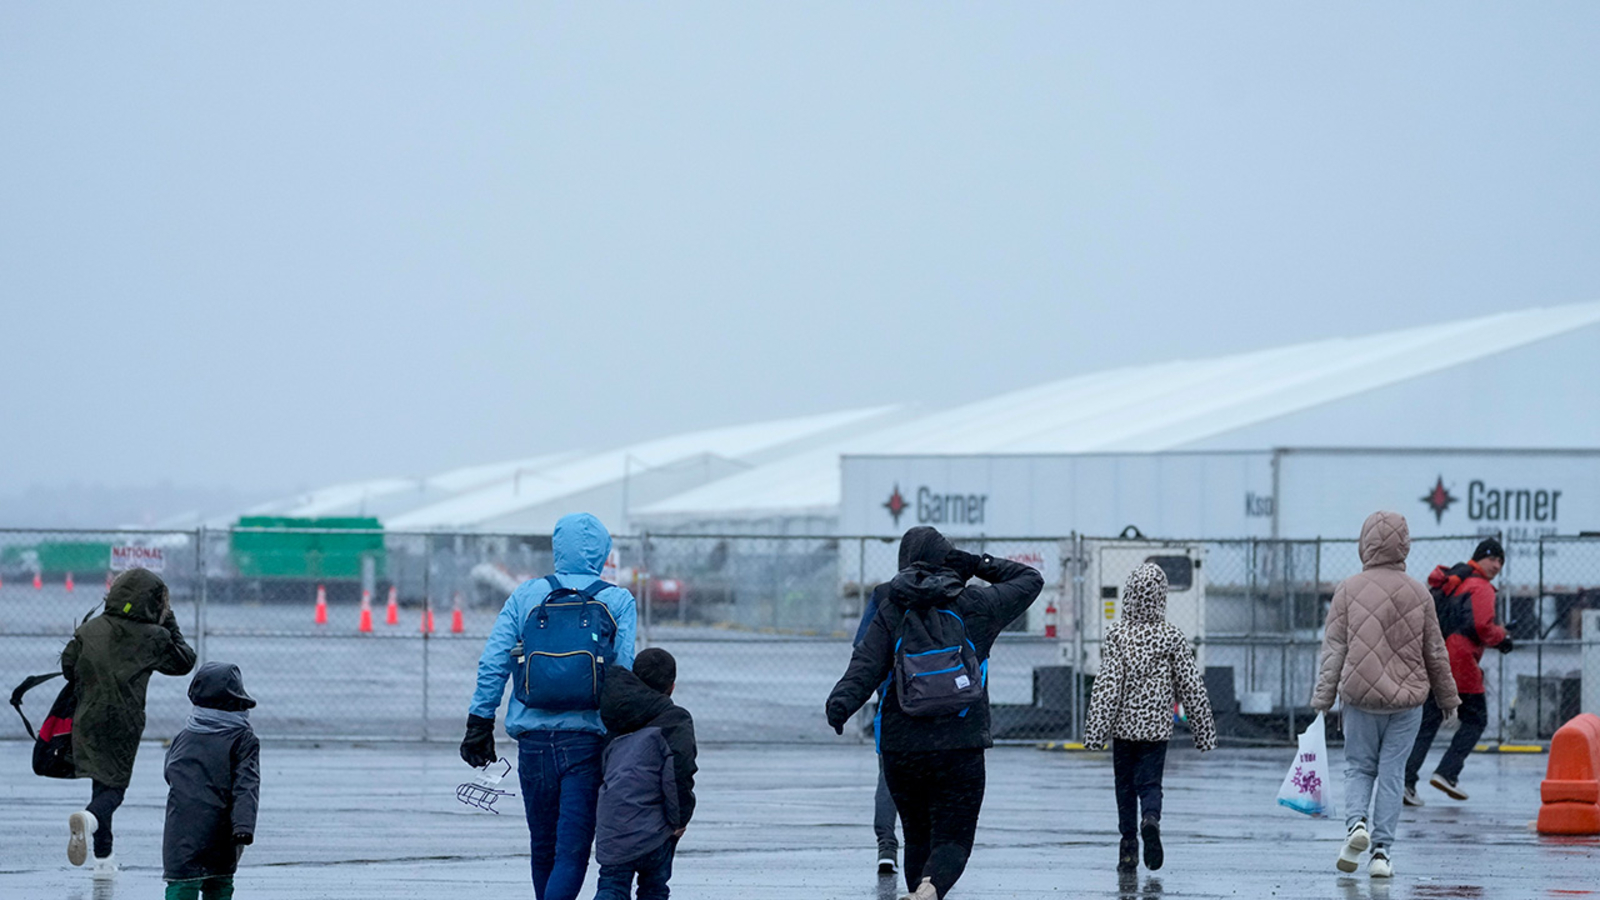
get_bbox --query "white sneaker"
[897,877,938,900]
[1402,785,1424,807]
[92,853,118,880]
[1336,820,1370,873]
[1369,848,1393,878]
[1430,772,1468,801]
[67,811,97,867]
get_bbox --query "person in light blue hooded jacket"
[462,512,638,900]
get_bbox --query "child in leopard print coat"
[1085,562,1217,875]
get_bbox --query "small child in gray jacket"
[594,648,698,900]
[163,662,260,900]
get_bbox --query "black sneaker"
[877,853,897,876]
[1140,815,1164,871]
[1118,835,1139,873]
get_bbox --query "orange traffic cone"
[65,573,75,593]
[385,586,400,626]
[314,584,328,625]
[420,604,435,634]
[451,593,465,634]
[33,572,42,590]
[1538,713,1600,835]
[358,590,374,633]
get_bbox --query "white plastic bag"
[1276,712,1335,817]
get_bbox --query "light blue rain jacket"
[470,513,638,736]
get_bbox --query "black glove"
[1497,636,1514,654]
[460,714,497,767]
[825,698,851,735]
[944,549,981,582]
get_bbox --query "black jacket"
[61,568,197,787]
[827,553,1043,753]
[163,663,260,881]
[600,666,697,828]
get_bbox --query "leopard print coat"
[1084,562,1217,751]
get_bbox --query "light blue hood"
[469,511,637,736]
[553,513,612,576]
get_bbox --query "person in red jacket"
[1403,538,1512,805]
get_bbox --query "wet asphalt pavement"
[1,739,1593,899]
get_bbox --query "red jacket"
[1429,560,1506,695]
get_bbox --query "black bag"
[10,672,77,779]
[893,606,986,717]
[1430,562,1476,639]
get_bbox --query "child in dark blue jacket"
[594,649,697,900]
[163,662,260,900]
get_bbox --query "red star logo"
[1420,476,1458,524]
[883,484,909,526]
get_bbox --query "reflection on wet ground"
[3,742,1596,898]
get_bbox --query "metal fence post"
[195,526,208,665]
[1536,535,1545,739]
[641,532,653,649]
[422,533,432,742]
[857,536,867,623]
[1071,532,1085,741]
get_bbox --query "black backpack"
[1430,562,1476,639]
[893,606,986,718]
[10,672,77,779]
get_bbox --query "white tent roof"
[237,453,581,520]
[638,302,1600,517]
[382,406,897,530]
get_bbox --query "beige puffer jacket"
[1310,511,1460,714]
[1084,563,1217,751]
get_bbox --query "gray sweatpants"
[1341,705,1423,850]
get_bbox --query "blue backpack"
[893,606,986,718]
[510,576,618,712]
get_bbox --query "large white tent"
[228,302,1600,534]
[633,302,1600,533]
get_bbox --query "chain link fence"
[3,527,1596,745]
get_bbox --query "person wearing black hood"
[162,662,261,900]
[825,526,1044,900]
[61,567,198,878]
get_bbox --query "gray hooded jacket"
[163,662,260,881]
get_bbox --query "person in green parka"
[60,567,197,877]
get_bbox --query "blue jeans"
[517,730,604,900]
[594,837,676,900]
[1112,739,1168,837]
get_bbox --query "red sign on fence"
[110,545,165,572]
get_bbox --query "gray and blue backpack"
[510,576,618,711]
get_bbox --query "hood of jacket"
[188,661,256,711]
[103,567,169,623]
[553,513,612,576]
[601,666,675,736]
[887,563,966,611]
[898,526,953,570]
[1359,511,1410,570]
[1121,563,1168,624]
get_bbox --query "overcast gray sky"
[3,4,1598,503]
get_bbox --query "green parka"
[60,568,197,787]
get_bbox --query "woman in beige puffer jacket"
[1309,510,1459,879]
